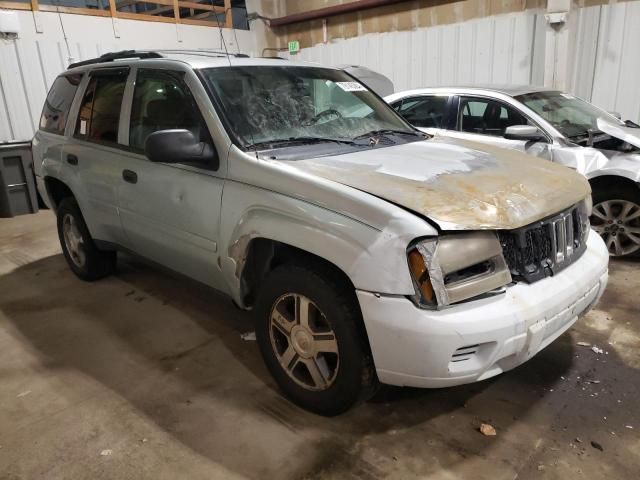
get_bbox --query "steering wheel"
[309,108,343,125]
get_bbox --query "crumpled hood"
[287,135,590,230]
[597,118,640,149]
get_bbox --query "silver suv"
[34,50,609,415]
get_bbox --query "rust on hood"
[286,136,591,230]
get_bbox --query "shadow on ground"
[1,253,637,479]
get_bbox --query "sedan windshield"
[515,91,622,139]
[199,66,417,149]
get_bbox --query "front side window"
[75,71,127,144]
[394,96,449,128]
[199,66,417,150]
[39,74,82,135]
[459,97,528,137]
[129,70,209,151]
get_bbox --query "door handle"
[67,154,78,165]
[122,169,138,184]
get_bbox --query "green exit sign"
[288,40,300,54]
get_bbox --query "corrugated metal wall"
[0,10,256,143]
[571,1,640,123]
[287,11,546,93]
[286,2,640,124]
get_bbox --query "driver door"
[446,96,552,159]
[117,68,227,291]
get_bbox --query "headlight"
[577,196,592,243]
[407,232,512,308]
[584,195,593,217]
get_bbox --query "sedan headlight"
[407,232,512,308]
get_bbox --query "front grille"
[498,205,588,283]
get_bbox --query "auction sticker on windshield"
[336,82,368,92]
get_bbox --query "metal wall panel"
[287,11,544,93]
[0,10,256,143]
[578,1,640,123]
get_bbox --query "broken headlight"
[407,232,512,308]
[577,196,592,244]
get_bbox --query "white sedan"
[386,86,640,257]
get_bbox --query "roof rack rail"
[154,49,250,58]
[68,50,164,69]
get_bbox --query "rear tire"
[254,263,377,416]
[56,197,116,281]
[591,185,640,257]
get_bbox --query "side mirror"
[145,129,218,169]
[504,125,546,142]
[608,111,622,120]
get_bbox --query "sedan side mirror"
[504,125,546,142]
[145,129,218,169]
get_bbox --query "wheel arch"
[588,175,640,200]
[44,176,76,211]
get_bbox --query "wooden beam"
[38,5,112,16]
[172,0,180,21]
[223,0,230,28]
[179,17,223,26]
[0,2,33,10]
[143,5,173,15]
[184,10,212,19]
[113,10,175,22]
[115,0,174,8]
[177,2,223,13]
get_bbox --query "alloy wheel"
[269,293,339,391]
[591,199,640,256]
[62,213,87,268]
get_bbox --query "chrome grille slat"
[499,204,589,283]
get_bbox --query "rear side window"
[394,96,449,128]
[39,74,82,135]
[75,70,127,144]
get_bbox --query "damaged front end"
[406,198,592,309]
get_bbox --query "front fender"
[219,181,425,306]
[587,152,640,183]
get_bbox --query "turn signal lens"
[408,249,435,304]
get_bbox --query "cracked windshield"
[200,66,418,150]
[515,91,621,140]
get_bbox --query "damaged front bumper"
[357,229,609,388]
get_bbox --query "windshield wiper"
[245,136,358,150]
[352,129,424,140]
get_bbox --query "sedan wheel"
[269,293,339,391]
[591,199,640,256]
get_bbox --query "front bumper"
[357,230,609,388]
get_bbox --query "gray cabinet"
[0,143,38,218]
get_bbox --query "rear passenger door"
[390,95,452,135]
[61,68,131,246]
[447,96,551,158]
[116,68,226,291]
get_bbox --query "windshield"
[199,66,416,149]
[515,91,622,139]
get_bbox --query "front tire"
[591,185,640,257]
[255,264,377,416]
[56,197,116,281]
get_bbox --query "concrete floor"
[0,211,638,480]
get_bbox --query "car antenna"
[212,2,260,161]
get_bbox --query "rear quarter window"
[39,74,82,135]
